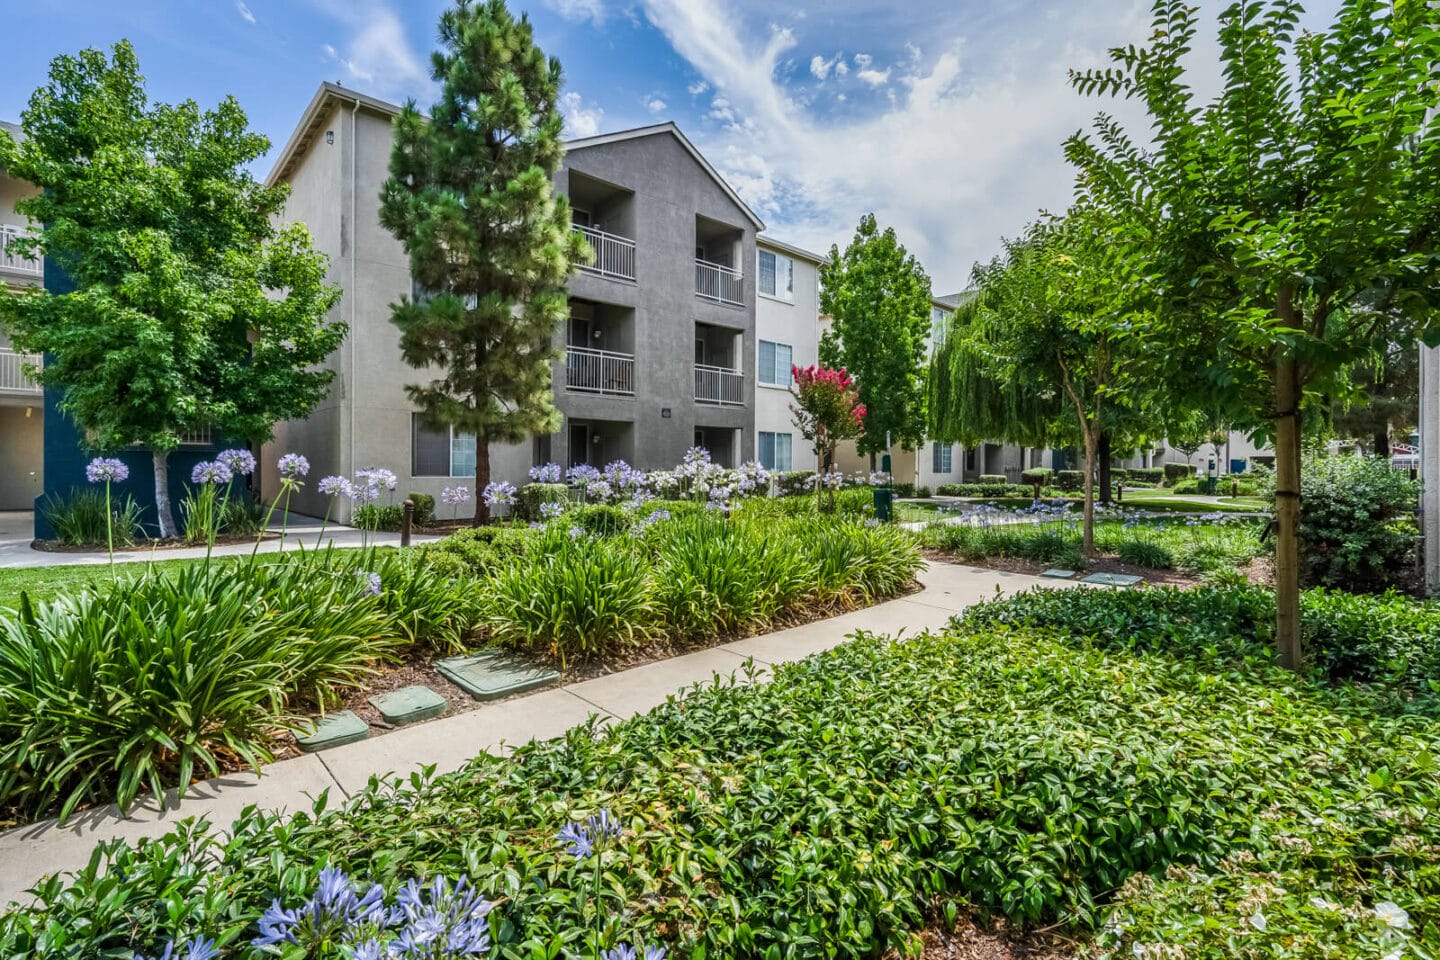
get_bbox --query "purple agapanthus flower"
[133,936,220,960]
[349,482,379,507]
[190,460,233,485]
[357,467,397,491]
[539,501,564,520]
[318,475,350,497]
[390,876,493,957]
[441,486,472,506]
[482,481,516,508]
[253,865,387,950]
[557,809,624,860]
[278,453,310,479]
[529,462,562,483]
[216,448,256,476]
[359,572,382,596]
[566,463,601,485]
[86,457,129,484]
[601,946,637,960]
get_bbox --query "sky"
[0,0,1343,293]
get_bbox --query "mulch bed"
[896,917,1078,960]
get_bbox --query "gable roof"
[758,234,824,264]
[564,122,764,230]
[267,87,766,233]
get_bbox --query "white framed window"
[758,339,794,386]
[758,249,794,300]
[932,441,954,474]
[412,414,477,477]
[759,431,792,472]
[931,306,950,349]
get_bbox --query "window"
[758,249,794,300]
[964,447,977,471]
[413,414,477,477]
[758,339,794,386]
[930,306,950,349]
[759,431,792,472]
[932,441,954,474]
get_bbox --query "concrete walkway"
[0,511,443,569]
[0,561,1062,909]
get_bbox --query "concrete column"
[977,444,987,477]
[1421,343,1440,594]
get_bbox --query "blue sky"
[1,0,1342,291]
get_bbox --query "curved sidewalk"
[0,561,1062,909]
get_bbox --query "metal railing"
[694,363,745,405]
[573,225,636,281]
[0,348,41,394]
[565,345,635,397]
[694,258,744,305]
[0,224,41,277]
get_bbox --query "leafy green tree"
[380,0,586,523]
[929,209,1152,555]
[0,42,344,538]
[789,364,865,509]
[819,214,932,465]
[1066,0,1440,668]
[1331,333,1419,457]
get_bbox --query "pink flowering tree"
[789,364,865,510]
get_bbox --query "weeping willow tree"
[928,209,1158,555]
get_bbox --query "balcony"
[573,225,636,282]
[565,345,635,397]
[694,363,744,406]
[0,225,41,278]
[0,348,42,396]
[694,259,744,306]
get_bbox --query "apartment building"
[0,120,45,511]
[262,83,825,520]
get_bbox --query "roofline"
[564,121,765,231]
[266,82,403,187]
[757,234,825,264]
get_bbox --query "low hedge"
[1124,467,1164,484]
[934,482,1037,498]
[978,473,1007,485]
[5,622,1435,960]
[514,482,568,522]
[1163,462,1194,483]
[1055,469,1085,491]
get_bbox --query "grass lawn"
[0,554,289,610]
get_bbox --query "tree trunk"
[1374,430,1391,459]
[153,448,178,539]
[868,450,877,472]
[474,438,491,526]
[1081,426,1097,557]
[1097,431,1112,504]
[1274,356,1303,671]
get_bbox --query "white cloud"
[707,96,736,123]
[561,91,604,138]
[856,67,890,86]
[834,58,849,77]
[809,53,840,81]
[235,0,256,24]
[688,80,709,95]
[852,52,873,68]
[646,97,669,113]
[544,0,606,24]
[315,1,428,97]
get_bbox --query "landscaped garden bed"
[3,586,1435,959]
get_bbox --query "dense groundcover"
[2,600,1438,959]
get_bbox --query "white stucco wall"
[753,240,820,473]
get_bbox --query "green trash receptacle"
[873,486,894,522]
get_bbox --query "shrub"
[1291,454,1419,592]
[0,560,399,820]
[1163,462,1194,484]
[353,503,404,532]
[914,485,931,498]
[567,503,631,536]
[1171,478,1200,494]
[775,470,816,496]
[1020,467,1054,485]
[423,526,536,577]
[1055,469,1085,491]
[405,492,436,526]
[890,481,915,497]
[6,626,1437,960]
[41,487,143,546]
[978,473,1007,484]
[1125,467,1164,484]
[1116,539,1175,568]
[514,482,568,522]
[222,493,267,536]
[484,532,655,666]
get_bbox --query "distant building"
[0,120,45,513]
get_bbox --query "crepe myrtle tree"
[0,42,344,537]
[789,364,865,509]
[379,0,588,524]
[1066,0,1440,669]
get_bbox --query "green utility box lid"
[368,685,447,725]
[1080,572,1145,587]
[295,710,369,752]
[1040,568,1078,579]
[436,649,560,701]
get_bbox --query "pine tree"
[380,0,586,523]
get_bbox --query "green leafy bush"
[1171,478,1200,494]
[514,482,568,521]
[978,473,1007,484]
[1116,539,1175,568]
[1163,462,1194,483]
[1020,467,1054,485]
[353,503,404,532]
[6,627,1436,960]
[934,482,1039,498]
[914,485,931,498]
[1125,467,1164,484]
[1055,469,1084,491]
[568,503,631,536]
[405,492,436,526]
[0,561,399,820]
[1290,454,1419,592]
[41,487,143,546]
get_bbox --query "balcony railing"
[0,348,42,395]
[695,259,744,305]
[573,225,636,281]
[0,225,41,277]
[565,345,635,397]
[694,363,744,406]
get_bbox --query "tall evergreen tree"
[819,214,932,465]
[0,42,344,538]
[380,0,586,523]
